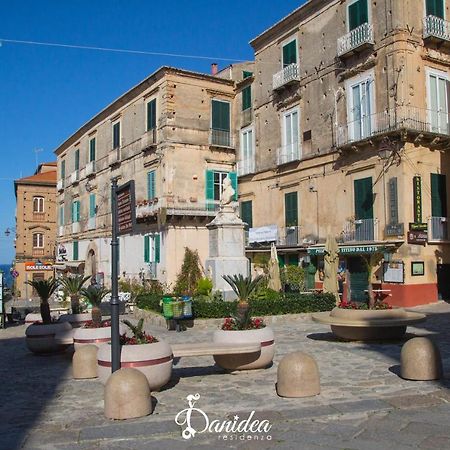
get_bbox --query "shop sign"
[25,262,53,271]
[413,176,422,223]
[385,223,404,236]
[308,245,385,256]
[409,222,427,232]
[248,225,278,243]
[407,229,427,246]
[117,180,136,236]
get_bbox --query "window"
[354,177,374,220]
[211,99,231,146]
[205,170,238,209]
[89,194,96,218]
[73,241,79,261]
[243,70,253,79]
[348,0,369,31]
[426,0,445,18]
[428,70,449,134]
[147,98,157,131]
[431,173,447,217]
[282,108,300,161]
[112,120,121,149]
[242,86,251,111]
[347,72,374,141]
[240,200,253,229]
[72,200,80,223]
[33,196,44,213]
[61,160,66,185]
[33,233,44,248]
[147,170,156,199]
[240,127,254,174]
[144,234,160,263]
[285,192,298,227]
[282,39,297,68]
[89,137,96,162]
[59,205,64,226]
[74,149,80,172]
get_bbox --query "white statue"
[220,175,235,206]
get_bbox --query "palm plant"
[222,274,265,324]
[81,285,110,326]
[60,275,90,314]
[26,278,59,324]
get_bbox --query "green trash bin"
[162,297,174,319]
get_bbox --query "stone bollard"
[277,352,320,398]
[73,345,98,379]
[104,368,152,420]
[401,337,443,381]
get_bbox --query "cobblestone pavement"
[1,303,450,449]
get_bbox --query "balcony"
[337,23,374,57]
[336,105,450,148]
[72,222,80,234]
[85,161,96,177]
[209,129,233,148]
[273,63,300,91]
[277,143,301,165]
[237,158,255,177]
[58,226,64,237]
[57,180,64,192]
[32,248,45,257]
[428,216,449,242]
[136,198,221,221]
[278,226,300,246]
[88,217,96,231]
[33,212,45,222]
[423,15,450,43]
[147,262,158,280]
[71,170,79,185]
[108,148,121,166]
[241,108,252,127]
[142,128,157,150]
[342,218,378,242]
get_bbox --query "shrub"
[174,248,203,295]
[136,294,163,313]
[280,265,306,292]
[196,278,213,296]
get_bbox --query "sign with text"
[116,180,136,236]
[25,262,53,271]
[407,229,427,246]
[383,261,404,283]
[409,222,428,231]
[248,225,278,243]
[413,176,422,224]
[385,223,404,236]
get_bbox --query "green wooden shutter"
[427,0,444,18]
[144,235,150,263]
[147,99,156,131]
[154,234,161,263]
[205,170,215,210]
[243,71,253,79]
[285,192,298,227]
[74,149,80,171]
[359,0,368,25]
[282,40,297,67]
[89,138,96,162]
[212,100,230,131]
[73,241,79,261]
[147,171,156,199]
[242,86,251,111]
[240,201,253,229]
[228,172,238,200]
[61,160,65,180]
[72,202,75,222]
[431,173,448,217]
[354,177,374,220]
[113,122,120,148]
[89,194,96,218]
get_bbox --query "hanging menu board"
[383,261,404,283]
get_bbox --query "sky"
[0,0,304,263]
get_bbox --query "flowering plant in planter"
[221,316,266,331]
[120,318,159,345]
[83,319,112,329]
[338,300,392,310]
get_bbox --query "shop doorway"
[437,264,450,300]
[348,256,369,302]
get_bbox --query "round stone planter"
[213,326,275,370]
[312,307,427,341]
[97,340,173,391]
[73,324,126,350]
[58,313,92,328]
[25,322,73,354]
[25,312,59,326]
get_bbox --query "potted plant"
[97,318,172,390]
[213,274,275,370]
[58,275,91,327]
[72,286,118,350]
[25,278,72,354]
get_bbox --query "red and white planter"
[58,313,92,328]
[213,326,275,370]
[73,324,126,350]
[25,312,60,327]
[25,322,73,354]
[97,340,173,391]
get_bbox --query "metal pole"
[110,178,121,373]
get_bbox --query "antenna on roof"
[34,148,43,168]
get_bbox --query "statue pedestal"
[205,206,249,300]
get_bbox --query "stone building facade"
[236,0,450,305]
[14,163,57,299]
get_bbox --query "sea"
[0,264,13,288]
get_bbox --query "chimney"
[211,63,218,75]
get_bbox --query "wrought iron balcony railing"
[337,23,374,57]
[277,143,301,165]
[273,63,300,91]
[209,129,233,148]
[423,15,450,42]
[342,218,378,242]
[278,226,300,246]
[241,108,253,127]
[429,216,449,241]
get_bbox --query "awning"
[307,243,400,256]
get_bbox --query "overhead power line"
[0,38,246,63]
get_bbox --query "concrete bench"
[171,342,261,358]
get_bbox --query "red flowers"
[84,320,112,329]
[338,300,393,310]
[120,332,158,345]
[221,317,266,331]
